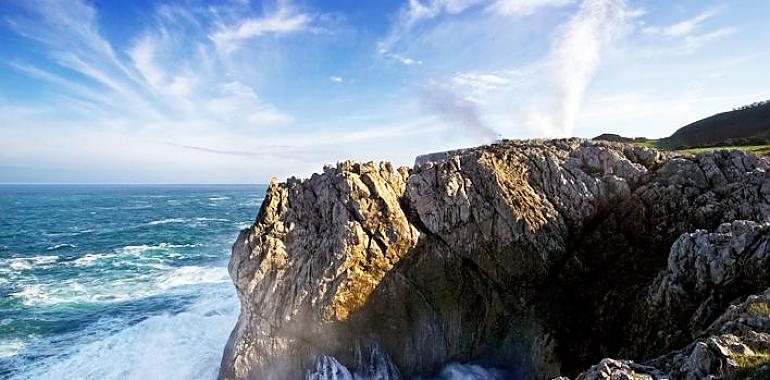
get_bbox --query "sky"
[0,0,769,183]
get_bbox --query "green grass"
[676,144,770,156]
[748,301,770,317]
[727,349,770,380]
[628,139,770,157]
[630,139,660,148]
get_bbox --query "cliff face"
[219,139,770,380]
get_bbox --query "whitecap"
[116,243,201,256]
[147,218,188,225]
[208,196,230,201]
[235,222,253,230]
[157,266,230,290]
[4,255,59,270]
[47,243,78,250]
[72,254,109,267]
[0,338,24,358]
[9,260,33,270]
[11,283,239,380]
[194,217,229,222]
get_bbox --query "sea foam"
[10,282,239,380]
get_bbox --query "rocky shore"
[219,139,770,380]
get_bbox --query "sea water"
[0,184,262,379]
[0,184,506,380]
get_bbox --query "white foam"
[47,244,78,250]
[157,266,230,290]
[10,265,228,306]
[12,283,239,380]
[147,218,188,225]
[4,255,59,270]
[208,196,230,201]
[72,253,109,267]
[235,221,253,230]
[428,363,508,379]
[194,217,230,222]
[0,339,24,358]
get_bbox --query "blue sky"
[1,0,768,183]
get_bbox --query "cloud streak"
[210,2,312,55]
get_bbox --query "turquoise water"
[0,184,265,379]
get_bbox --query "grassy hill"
[658,101,770,149]
[594,100,770,157]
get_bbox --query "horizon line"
[0,183,269,186]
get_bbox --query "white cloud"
[642,7,721,37]
[206,82,293,126]
[378,0,485,60]
[488,0,574,16]
[380,51,423,65]
[329,76,343,82]
[5,1,297,148]
[682,26,736,53]
[210,4,312,54]
[636,7,736,56]
[451,70,519,97]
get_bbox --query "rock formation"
[219,139,770,380]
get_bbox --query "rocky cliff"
[219,139,770,380]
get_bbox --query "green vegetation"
[727,349,770,380]
[629,139,659,149]
[748,301,770,317]
[677,144,770,156]
[659,100,770,149]
[627,139,770,157]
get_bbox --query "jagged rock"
[629,221,770,359]
[219,139,770,380]
[573,359,665,380]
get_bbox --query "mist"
[420,82,499,143]
[525,0,630,137]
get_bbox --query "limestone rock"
[219,139,770,380]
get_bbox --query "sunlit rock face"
[218,139,770,380]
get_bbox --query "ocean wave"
[157,266,230,290]
[10,283,239,380]
[46,243,78,251]
[147,217,230,226]
[208,196,230,201]
[117,242,203,254]
[10,266,228,307]
[71,254,109,267]
[3,255,59,270]
[235,222,253,230]
[68,243,202,268]
[147,218,188,225]
[0,339,24,358]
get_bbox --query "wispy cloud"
[329,76,343,82]
[451,70,520,99]
[487,0,574,16]
[642,7,722,37]
[378,0,485,62]
[210,2,312,55]
[380,50,423,65]
[639,6,736,55]
[6,0,296,130]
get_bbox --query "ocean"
[0,184,265,379]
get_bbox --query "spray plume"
[526,0,629,136]
[420,82,499,143]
